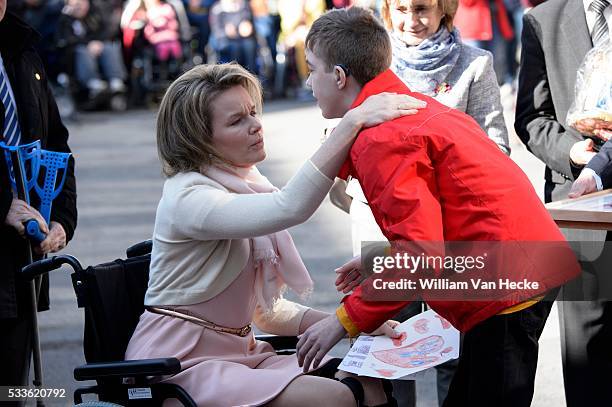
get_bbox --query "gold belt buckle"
[238,325,252,337]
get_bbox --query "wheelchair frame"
[22,240,298,406]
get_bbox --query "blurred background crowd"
[6,0,538,117]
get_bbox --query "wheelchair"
[23,240,298,406]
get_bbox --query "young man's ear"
[334,65,349,90]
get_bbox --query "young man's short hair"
[305,7,391,86]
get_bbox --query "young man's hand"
[365,320,401,337]
[335,255,366,293]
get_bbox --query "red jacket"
[336,70,579,333]
[454,0,514,41]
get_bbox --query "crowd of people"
[2,0,612,407]
[4,0,528,110]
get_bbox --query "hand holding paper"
[340,310,460,380]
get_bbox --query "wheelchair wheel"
[74,402,124,407]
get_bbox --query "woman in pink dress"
[124,62,426,406]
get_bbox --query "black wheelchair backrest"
[72,254,151,364]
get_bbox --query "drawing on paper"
[353,345,372,355]
[345,360,363,368]
[374,368,397,378]
[339,310,460,380]
[372,335,449,369]
[413,318,430,334]
[434,314,452,329]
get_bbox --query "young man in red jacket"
[295,7,580,407]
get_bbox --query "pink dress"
[125,256,316,406]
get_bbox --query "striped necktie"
[591,0,611,46]
[0,67,21,146]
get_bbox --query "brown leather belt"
[147,306,252,337]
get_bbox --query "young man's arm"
[296,131,444,371]
[337,131,445,334]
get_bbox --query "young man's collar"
[349,69,411,109]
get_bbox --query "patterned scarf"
[390,27,461,96]
[204,164,313,311]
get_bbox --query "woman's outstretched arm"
[171,94,426,240]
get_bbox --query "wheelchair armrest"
[126,240,153,258]
[256,335,298,352]
[74,358,181,381]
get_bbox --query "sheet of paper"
[339,309,460,380]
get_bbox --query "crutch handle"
[24,219,46,244]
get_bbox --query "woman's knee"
[266,375,356,407]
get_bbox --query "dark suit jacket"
[0,12,77,319]
[514,0,593,203]
[587,140,612,189]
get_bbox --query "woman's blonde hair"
[156,63,263,177]
[381,0,458,33]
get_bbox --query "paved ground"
[30,95,567,406]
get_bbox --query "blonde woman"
[124,63,425,406]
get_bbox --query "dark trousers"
[558,235,612,407]
[443,298,555,407]
[0,315,33,386]
[559,298,612,407]
[392,302,457,406]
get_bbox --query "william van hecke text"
[372,278,540,291]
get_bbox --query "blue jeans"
[74,42,126,87]
[187,13,211,58]
[217,38,257,74]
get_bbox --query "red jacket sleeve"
[341,131,445,333]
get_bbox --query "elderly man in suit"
[0,0,77,391]
[514,0,612,406]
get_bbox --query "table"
[546,189,612,230]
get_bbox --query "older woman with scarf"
[124,62,426,407]
[329,0,510,405]
[332,0,511,245]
